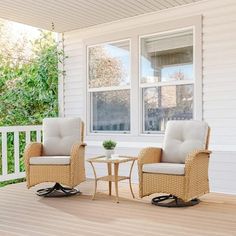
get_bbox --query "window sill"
[85,132,165,144]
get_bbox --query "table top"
[87,155,138,163]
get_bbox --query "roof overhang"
[0,0,203,32]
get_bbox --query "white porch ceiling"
[0,0,203,32]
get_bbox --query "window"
[86,17,202,136]
[88,40,131,132]
[140,29,194,132]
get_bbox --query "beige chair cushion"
[43,117,81,156]
[162,120,209,164]
[143,163,185,175]
[30,156,70,165]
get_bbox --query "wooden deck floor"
[0,180,236,236]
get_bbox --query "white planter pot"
[105,149,114,158]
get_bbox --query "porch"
[0,0,236,235]
[1,181,236,236]
[0,0,235,192]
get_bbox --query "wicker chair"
[138,120,211,207]
[24,117,86,197]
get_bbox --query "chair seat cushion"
[30,156,70,165]
[142,163,185,175]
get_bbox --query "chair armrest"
[185,149,212,177]
[138,147,162,166]
[70,142,87,160]
[24,142,43,166]
[70,142,87,185]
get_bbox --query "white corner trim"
[58,32,65,117]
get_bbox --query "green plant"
[0,178,26,188]
[102,140,117,150]
[0,30,62,127]
[0,24,63,185]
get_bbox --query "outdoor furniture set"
[24,117,211,207]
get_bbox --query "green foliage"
[0,178,26,188]
[102,140,117,150]
[0,31,62,126]
[0,28,63,186]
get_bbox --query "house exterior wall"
[61,0,236,194]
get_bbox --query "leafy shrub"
[0,30,63,183]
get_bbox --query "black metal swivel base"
[37,183,81,197]
[152,195,200,207]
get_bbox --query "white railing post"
[36,130,41,143]
[0,125,42,182]
[14,131,20,174]
[25,131,31,145]
[1,132,8,176]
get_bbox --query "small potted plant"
[103,140,117,158]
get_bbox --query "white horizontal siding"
[62,0,236,194]
[62,38,85,118]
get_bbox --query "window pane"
[161,64,193,82]
[140,29,193,84]
[143,85,193,132]
[88,40,130,88]
[92,90,130,132]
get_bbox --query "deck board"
[0,180,236,236]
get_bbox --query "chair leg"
[151,194,200,207]
[36,183,81,197]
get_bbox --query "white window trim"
[140,80,194,88]
[88,85,130,93]
[86,38,132,134]
[139,26,195,134]
[83,15,202,141]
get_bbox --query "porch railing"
[0,125,42,182]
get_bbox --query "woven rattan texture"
[138,128,211,202]
[24,122,86,188]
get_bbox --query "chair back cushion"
[162,120,209,164]
[43,117,82,156]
